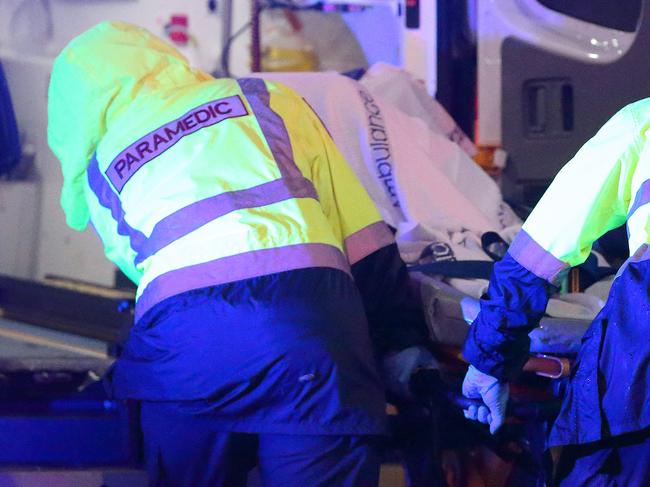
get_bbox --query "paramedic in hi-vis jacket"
[462,99,650,485]
[47,22,435,487]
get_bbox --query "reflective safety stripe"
[628,179,650,218]
[92,152,320,266]
[615,243,650,278]
[134,176,319,264]
[87,155,147,252]
[238,78,303,179]
[508,229,568,284]
[135,243,350,322]
[344,221,394,265]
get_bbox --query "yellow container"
[261,46,318,72]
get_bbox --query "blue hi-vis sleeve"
[462,252,552,381]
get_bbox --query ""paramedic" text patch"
[105,95,248,192]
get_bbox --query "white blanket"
[256,69,520,298]
[256,71,519,234]
[255,69,615,321]
[360,62,478,158]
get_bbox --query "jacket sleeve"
[351,243,432,356]
[463,105,642,380]
[297,98,431,356]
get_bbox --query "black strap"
[407,260,494,280]
[481,231,508,261]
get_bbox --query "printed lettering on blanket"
[358,87,401,210]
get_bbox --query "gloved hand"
[382,346,439,400]
[462,364,509,434]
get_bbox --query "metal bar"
[250,0,262,72]
[0,274,133,344]
[0,325,108,360]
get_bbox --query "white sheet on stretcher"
[255,69,612,321]
[255,71,520,232]
[257,70,521,297]
[360,62,478,158]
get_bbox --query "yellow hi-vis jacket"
[47,21,393,322]
[464,98,650,447]
[508,98,650,282]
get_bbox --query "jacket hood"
[47,21,210,230]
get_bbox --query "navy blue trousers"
[554,429,650,487]
[140,401,382,487]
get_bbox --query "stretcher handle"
[410,369,561,422]
[432,344,571,379]
[523,354,571,379]
[445,390,560,421]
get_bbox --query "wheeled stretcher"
[400,272,591,486]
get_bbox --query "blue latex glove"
[382,346,439,399]
[462,364,509,434]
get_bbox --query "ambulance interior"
[0,0,645,485]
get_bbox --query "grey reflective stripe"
[87,154,148,253]
[344,221,395,265]
[615,243,650,279]
[628,179,650,218]
[508,229,569,284]
[134,177,318,265]
[238,78,303,179]
[135,243,350,322]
